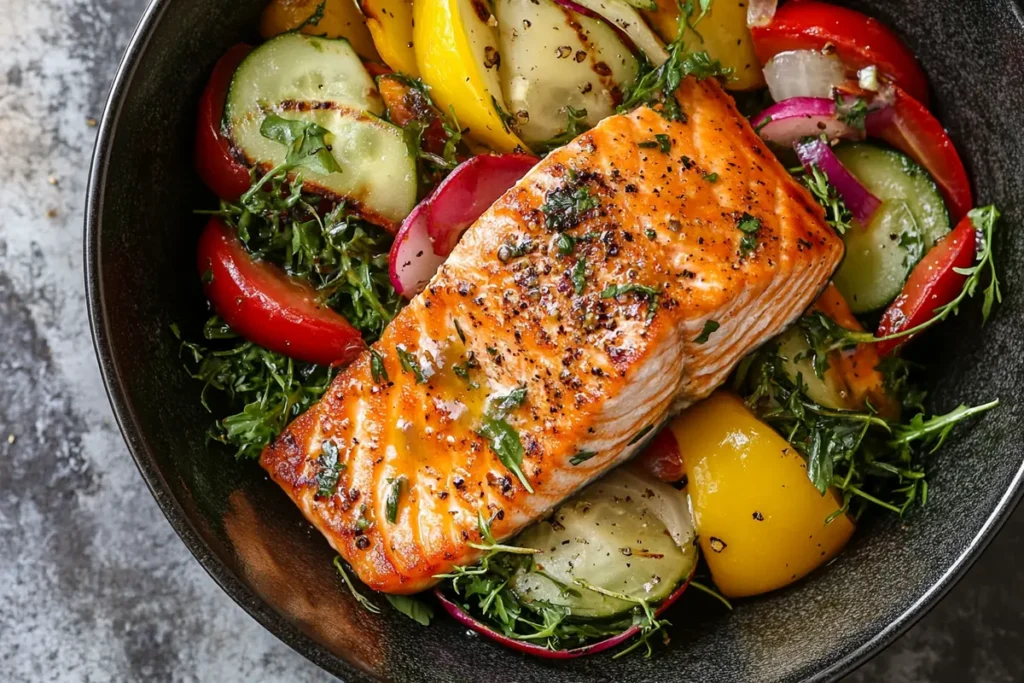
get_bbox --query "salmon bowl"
[86,0,1024,680]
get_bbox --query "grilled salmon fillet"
[261,77,843,594]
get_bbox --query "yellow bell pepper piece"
[671,392,854,598]
[260,0,380,61]
[642,0,765,90]
[360,0,419,76]
[413,0,527,153]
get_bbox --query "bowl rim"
[84,0,1024,680]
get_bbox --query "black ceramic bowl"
[86,1,1024,680]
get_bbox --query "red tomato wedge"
[865,86,973,223]
[875,214,978,356]
[750,1,929,105]
[195,44,253,202]
[197,217,366,366]
[633,427,685,483]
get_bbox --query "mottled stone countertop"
[1,0,1021,681]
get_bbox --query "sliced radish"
[753,97,861,147]
[763,50,846,102]
[389,202,445,298]
[433,562,695,659]
[427,154,538,256]
[794,137,882,225]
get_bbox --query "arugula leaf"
[315,440,345,498]
[478,416,533,493]
[490,386,527,419]
[695,320,719,344]
[396,345,427,384]
[385,475,407,524]
[259,114,342,176]
[385,594,434,626]
[369,348,389,384]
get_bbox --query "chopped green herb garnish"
[453,317,467,344]
[534,105,591,154]
[491,386,527,418]
[601,283,662,320]
[628,424,655,446]
[334,557,381,614]
[645,228,657,240]
[695,320,720,344]
[736,212,762,257]
[478,416,533,493]
[491,95,517,134]
[555,232,576,255]
[703,172,719,183]
[541,174,600,232]
[369,348,389,385]
[396,345,427,384]
[315,440,345,498]
[835,94,869,131]
[569,450,597,465]
[385,475,407,524]
[799,163,853,234]
[571,258,588,295]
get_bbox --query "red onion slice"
[426,154,538,256]
[752,97,860,147]
[794,137,882,226]
[434,561,695,659]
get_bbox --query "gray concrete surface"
[0,0,1021,681]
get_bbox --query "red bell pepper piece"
[865,86,973,223]
[633,427,685,484]
[750,1,930,105]
[875,214,978,356]
[197,217,366,366]
[195,44,253,202]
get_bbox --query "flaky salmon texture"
[261,77,844,594]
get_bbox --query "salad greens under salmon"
[179,0,1002,658]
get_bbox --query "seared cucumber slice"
[225,33,383,125]
[494,0,639,146]
[224,33,416,226]
[509,469,696,619]
[832,143,950,313]
[233,103,417,227]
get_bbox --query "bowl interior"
[87,0,1024,680]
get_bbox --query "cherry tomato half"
[197,217,366,366]
[750,1,929,105]
[195,44,253,202]
[875,214,978,356]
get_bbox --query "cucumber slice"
[775,327,850,411]
[509,469,696,619]
[233,103,417,227]
[495,0,640,146]
[832,143,950,313]
[225,33,384,124]
[224,32,416,226]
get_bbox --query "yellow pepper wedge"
[670,392,854,598]
[360,0,419,76]
[260,0,380,61]
[642,0,765,90]
[413,0,527,153]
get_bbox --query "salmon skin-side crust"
[261,77,844,594]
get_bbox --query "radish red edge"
[426,154,538,256]
[389,202,445,298]
[753,97,861,147]
[433,562,696,659]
